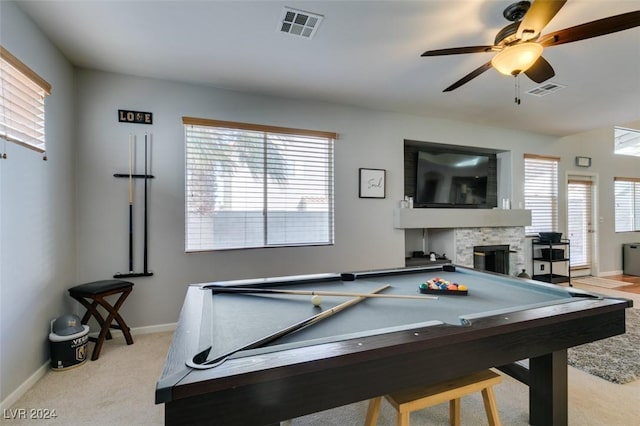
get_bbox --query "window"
[614,177,640,232]
[184,117,336,251]
[0,46,51,154]
[614,126,640,157]
[524,154,559,235]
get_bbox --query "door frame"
[565,171,599,277]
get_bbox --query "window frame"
[0,46,51,154]
[614,177,640,233]
[614,126,640,157]
[524,154,560,236]
[567,177,594,269]
[183,116,337,252]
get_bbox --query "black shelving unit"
[532,238,571,285]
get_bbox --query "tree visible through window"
[184,117,336,251]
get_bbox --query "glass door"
[567,175,595,276]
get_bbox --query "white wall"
[556,120,640,275]
[74,69,556,329]
[0,1,76,404]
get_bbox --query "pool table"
[156,265,632,426]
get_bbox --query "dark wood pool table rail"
[156,266,632,426]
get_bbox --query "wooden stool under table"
[365,369,502,426]
[68,280,134,360]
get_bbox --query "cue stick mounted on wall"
[114,133,155,278]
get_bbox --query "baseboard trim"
[599,270,623,277]
[0,323,176,410]
[133,322,176,335]
[0,361,49,412]
[87,322,176,339]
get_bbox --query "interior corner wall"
[0,1,77,404]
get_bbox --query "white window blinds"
[568,178,593,268]
[0,46,51,154]
[524,154,559,235]
[184,117,336,251]
[614,177,640,232]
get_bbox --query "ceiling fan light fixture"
[491,42,543,76]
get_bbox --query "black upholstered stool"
[68,280,134,360]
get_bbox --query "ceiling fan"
[421,0,640,92]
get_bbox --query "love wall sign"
[118,109,153,125]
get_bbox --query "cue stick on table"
[187,284,392,370]
[206,286,439,300]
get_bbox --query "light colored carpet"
[572,276,632,289]
[5,311,640,425]
[4,332,168,425]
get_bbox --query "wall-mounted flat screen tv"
[415,151,489,207]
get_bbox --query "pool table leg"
[529,350,568,426]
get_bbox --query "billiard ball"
[311,295,323,306]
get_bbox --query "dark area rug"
[568,308,640,384]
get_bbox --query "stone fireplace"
[396,208,530,276]
[454,227,526,275]
[404,226,527,276]
[473,244,511,275]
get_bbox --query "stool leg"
[79,302,93,324]
[74,297,113,340]
[449,398,461,426]
[89,301,113,340]
[397,410,409,426]
[91,311,112,361]
[105,288,134,345]
[365,398,382,426]
[86,288,134,360]
[481,387,501,426]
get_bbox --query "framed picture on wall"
[359,168,386,198]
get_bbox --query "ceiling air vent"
[526,82,567,97]
[279,7,323,38]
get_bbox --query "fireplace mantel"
[394,208,531,229]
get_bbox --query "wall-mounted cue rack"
[113,133,155,278]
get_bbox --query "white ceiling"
[15,0,640,136]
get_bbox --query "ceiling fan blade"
[421,46,495,56]
[443,61,493,92]
[538,11,640,47]
[517,0,567,40]
[524,56,555,83]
